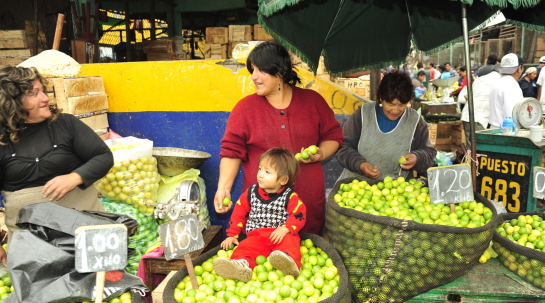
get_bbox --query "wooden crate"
[450,121,466,156]
[0,30,27,49]
[204,43,227,59]
[428,121,465,152]
[142,40,174,54]
[335,78,370,98]
[71,40,99,64]
[46,76,108,115]
[0,58,27,65]
[206,27,229,44]
[151,271,177,303]
[25,21,46,56]
[146,52,180,61]
[253,24,273,41]
[80,113,109,140]
[229,25,253,42]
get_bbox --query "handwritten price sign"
[159,214,204,261]
[428,164,474,204]
[75,224,128,273]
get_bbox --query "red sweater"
[220,87,343,234]
[226,186,306,237]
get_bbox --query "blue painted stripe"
[107,111,349,229]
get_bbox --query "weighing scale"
[512,97,543,137]
[430,77,460,103]
[151,147,211,230]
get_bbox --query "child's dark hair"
[259,147,300,187]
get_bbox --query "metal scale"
[430,77,461,103]
[151,147,211,230]
[512,97,543,139]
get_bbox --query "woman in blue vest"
[336,72,437,182]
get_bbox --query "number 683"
[480,176,521,212]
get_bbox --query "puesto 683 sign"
[476,151,531,213]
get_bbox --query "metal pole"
[370,70,381,101]
[461,3,477,190]
[450,46,453,64]
[34,0,38,55]
[125,0,131,61]
[521,27,525,57]
[151,0,156,40]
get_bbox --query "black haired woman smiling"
[0,66,113,266]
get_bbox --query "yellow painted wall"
[79,60,366,114]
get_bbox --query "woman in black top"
[0,66,113,266]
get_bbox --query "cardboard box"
[0,30,27,49]
[253,24,273,41]
[80,113,108,131]
[229,25,253,42]
[46,76,108,115]
[206,27,229,44]
[151,271,177,303]
[335,78,370,98]
[204,43,227,59]
[428,121,465,152]
[142,40,174,54]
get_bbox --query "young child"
[213,147,306,282]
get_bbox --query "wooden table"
[143,225,222,290]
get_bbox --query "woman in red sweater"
[214,42,343,235]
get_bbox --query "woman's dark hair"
[376,72,414,104]
[246,42,301,86]
[459,66,466,72]
[0,65,60,145]
[438,65,446,73]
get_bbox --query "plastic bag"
[5,202,147,303]
[155,169,210,230]
[101,199,159,275]
[414,87,427,98]
[232,41,264,60]
[434,150,453,166]
[94,136,159,215]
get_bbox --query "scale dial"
[512,98,543,129]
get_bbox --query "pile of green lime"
[172,239,341,303]
[495,215,545,290]
[334,177,493,227]
[69,291,132,303]
[0,273,13,301]
[496,215,545,250]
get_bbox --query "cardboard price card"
[428,164,474,204]
[159,214,204,261]
[533,167,545,199]
[75,224,128,273]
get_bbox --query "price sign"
[75,224,128,273]
[533,167,545,199]
[428,164,474,204]
[159,214,204,261]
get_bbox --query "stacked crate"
[228,25,252,59]
[253,24,273,41]
[0,30,31,66]
[143,39,181,61]
[205,27,228,59]
[46,76,109,140]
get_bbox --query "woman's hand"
[0,246,6,267]
[221,237,239,250]
[270,226,290,244]
[214,189,232,214]
[42,172,83,201]
[360,162,380,179]
[298,147,324,164]
[400,153,418,170]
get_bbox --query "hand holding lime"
[295,153,302,162]
[222,197,231,206]
[307,145,319,154]
[398,157,407,165]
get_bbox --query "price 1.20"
[428,164,474,204]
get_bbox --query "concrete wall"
[79,59,366,228]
